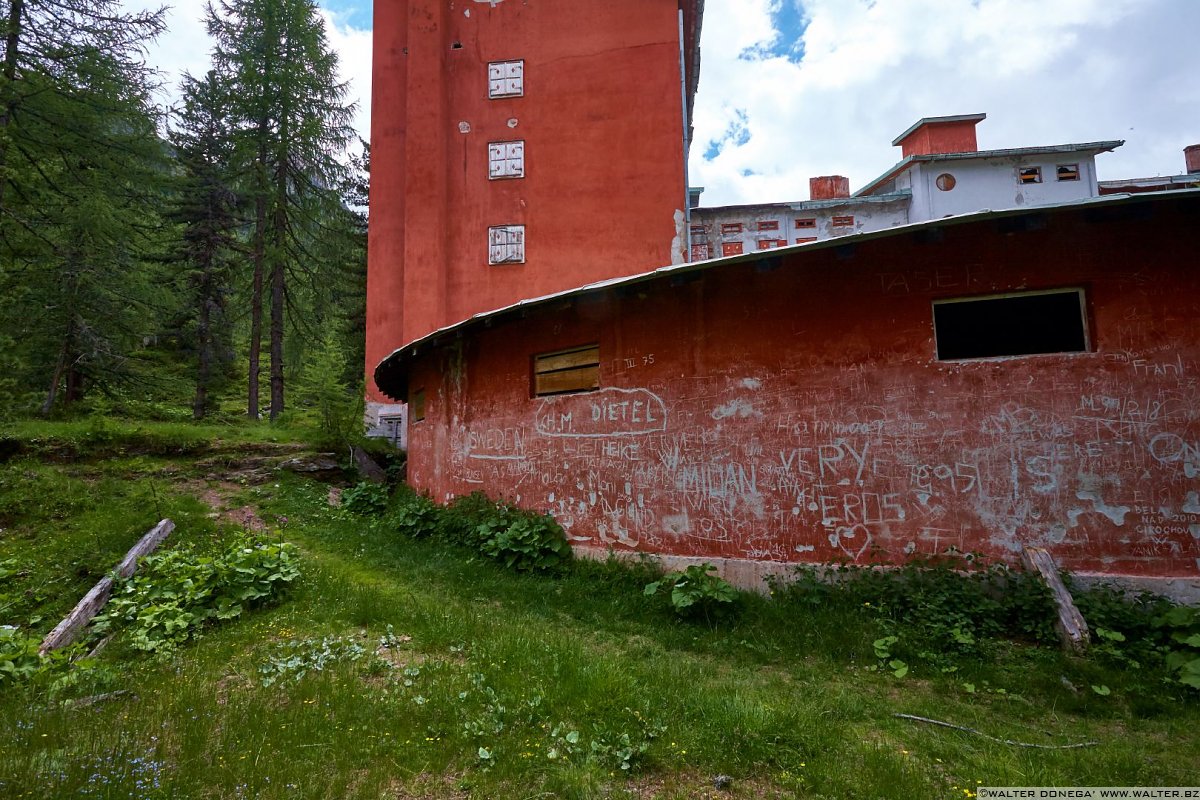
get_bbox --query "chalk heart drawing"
[828,524,873,562]
[535,387,667,438]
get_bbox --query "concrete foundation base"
[573,547,1200,605]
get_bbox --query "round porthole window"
[935,173,957,191]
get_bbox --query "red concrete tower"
[366,0,704,404]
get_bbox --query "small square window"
[1056,164,1080,181]
[933,289,1088,360]
[795,218,816,229]
[756,239,786,250]
[489,225,525,265]
[1018,166,1042,185]
[721,241,743,257]
[720,222,743,235]
[488,60,524,99]
[795,237,817,244]
[410,388,426,422]
[755,220,779,231]
[690,244,711,261]
[831,215,854,227]
[534,344,599,397]
[488,140,525,179]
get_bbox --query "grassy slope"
[0,424,1197,799]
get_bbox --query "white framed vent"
[488,60,524,99]
[488,225,525,265]
[488,140,525,179]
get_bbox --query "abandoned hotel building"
[366,1,1200,598]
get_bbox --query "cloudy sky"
[127,0,1199,206]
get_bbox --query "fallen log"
[1021,546,1090,654]
[38,519,175,655]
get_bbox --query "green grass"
[1,417,326,463]
[0,437,1197,799]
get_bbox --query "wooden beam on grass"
[1021,546,1090,654]
[38,519,175,655]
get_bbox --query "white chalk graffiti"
[535,387,667,438]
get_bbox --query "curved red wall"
[402,197,1200,579]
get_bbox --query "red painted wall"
[366,1,696,400]
[401,196,1200,578]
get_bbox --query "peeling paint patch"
[1071,475,1131,526]
[712,398,761,421]
[1184,491,1200,514]
[662,511,690,537]
[1190,525,1200,540]
[458,121,471,134]
[740,378,762,390]
[671,209,685,265]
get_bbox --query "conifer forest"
[0,0,367,425]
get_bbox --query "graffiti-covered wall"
[401,196,1200,579]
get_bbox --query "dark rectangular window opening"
[534,344,599,397]
[755,220,779,231]
[831,215,854,227]
[720,222,743,235]
[795,217,816,229]
[933,289,1088,360]
[1018,166,1042,185]
[1056,164,1080,181]
[410,388,426,422]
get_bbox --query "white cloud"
[690,0,1200,206]
[121,0,372,146]
[123,0,1199,203]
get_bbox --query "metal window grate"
[488,60,524,98]
[488,141,525,179]
[488,225,526,265]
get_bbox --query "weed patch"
[93,534,300,653]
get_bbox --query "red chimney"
[810,175,850,200]
[892,113,986,158]
[1186,144,1200,174]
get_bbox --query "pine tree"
[0,43,172,415]
[168,70,240,420]
[0,0,165,216]
[205,0,355,420]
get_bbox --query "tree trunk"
[64,361,84,406]
[247,160,266,420]
[0,0,23,213]
[269,163,287,420]
[40,316,72,416]
[193,274,213,420]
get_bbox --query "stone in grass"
[712,775,733,790]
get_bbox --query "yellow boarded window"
[410,388,426,422]
[533,344,599,397]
